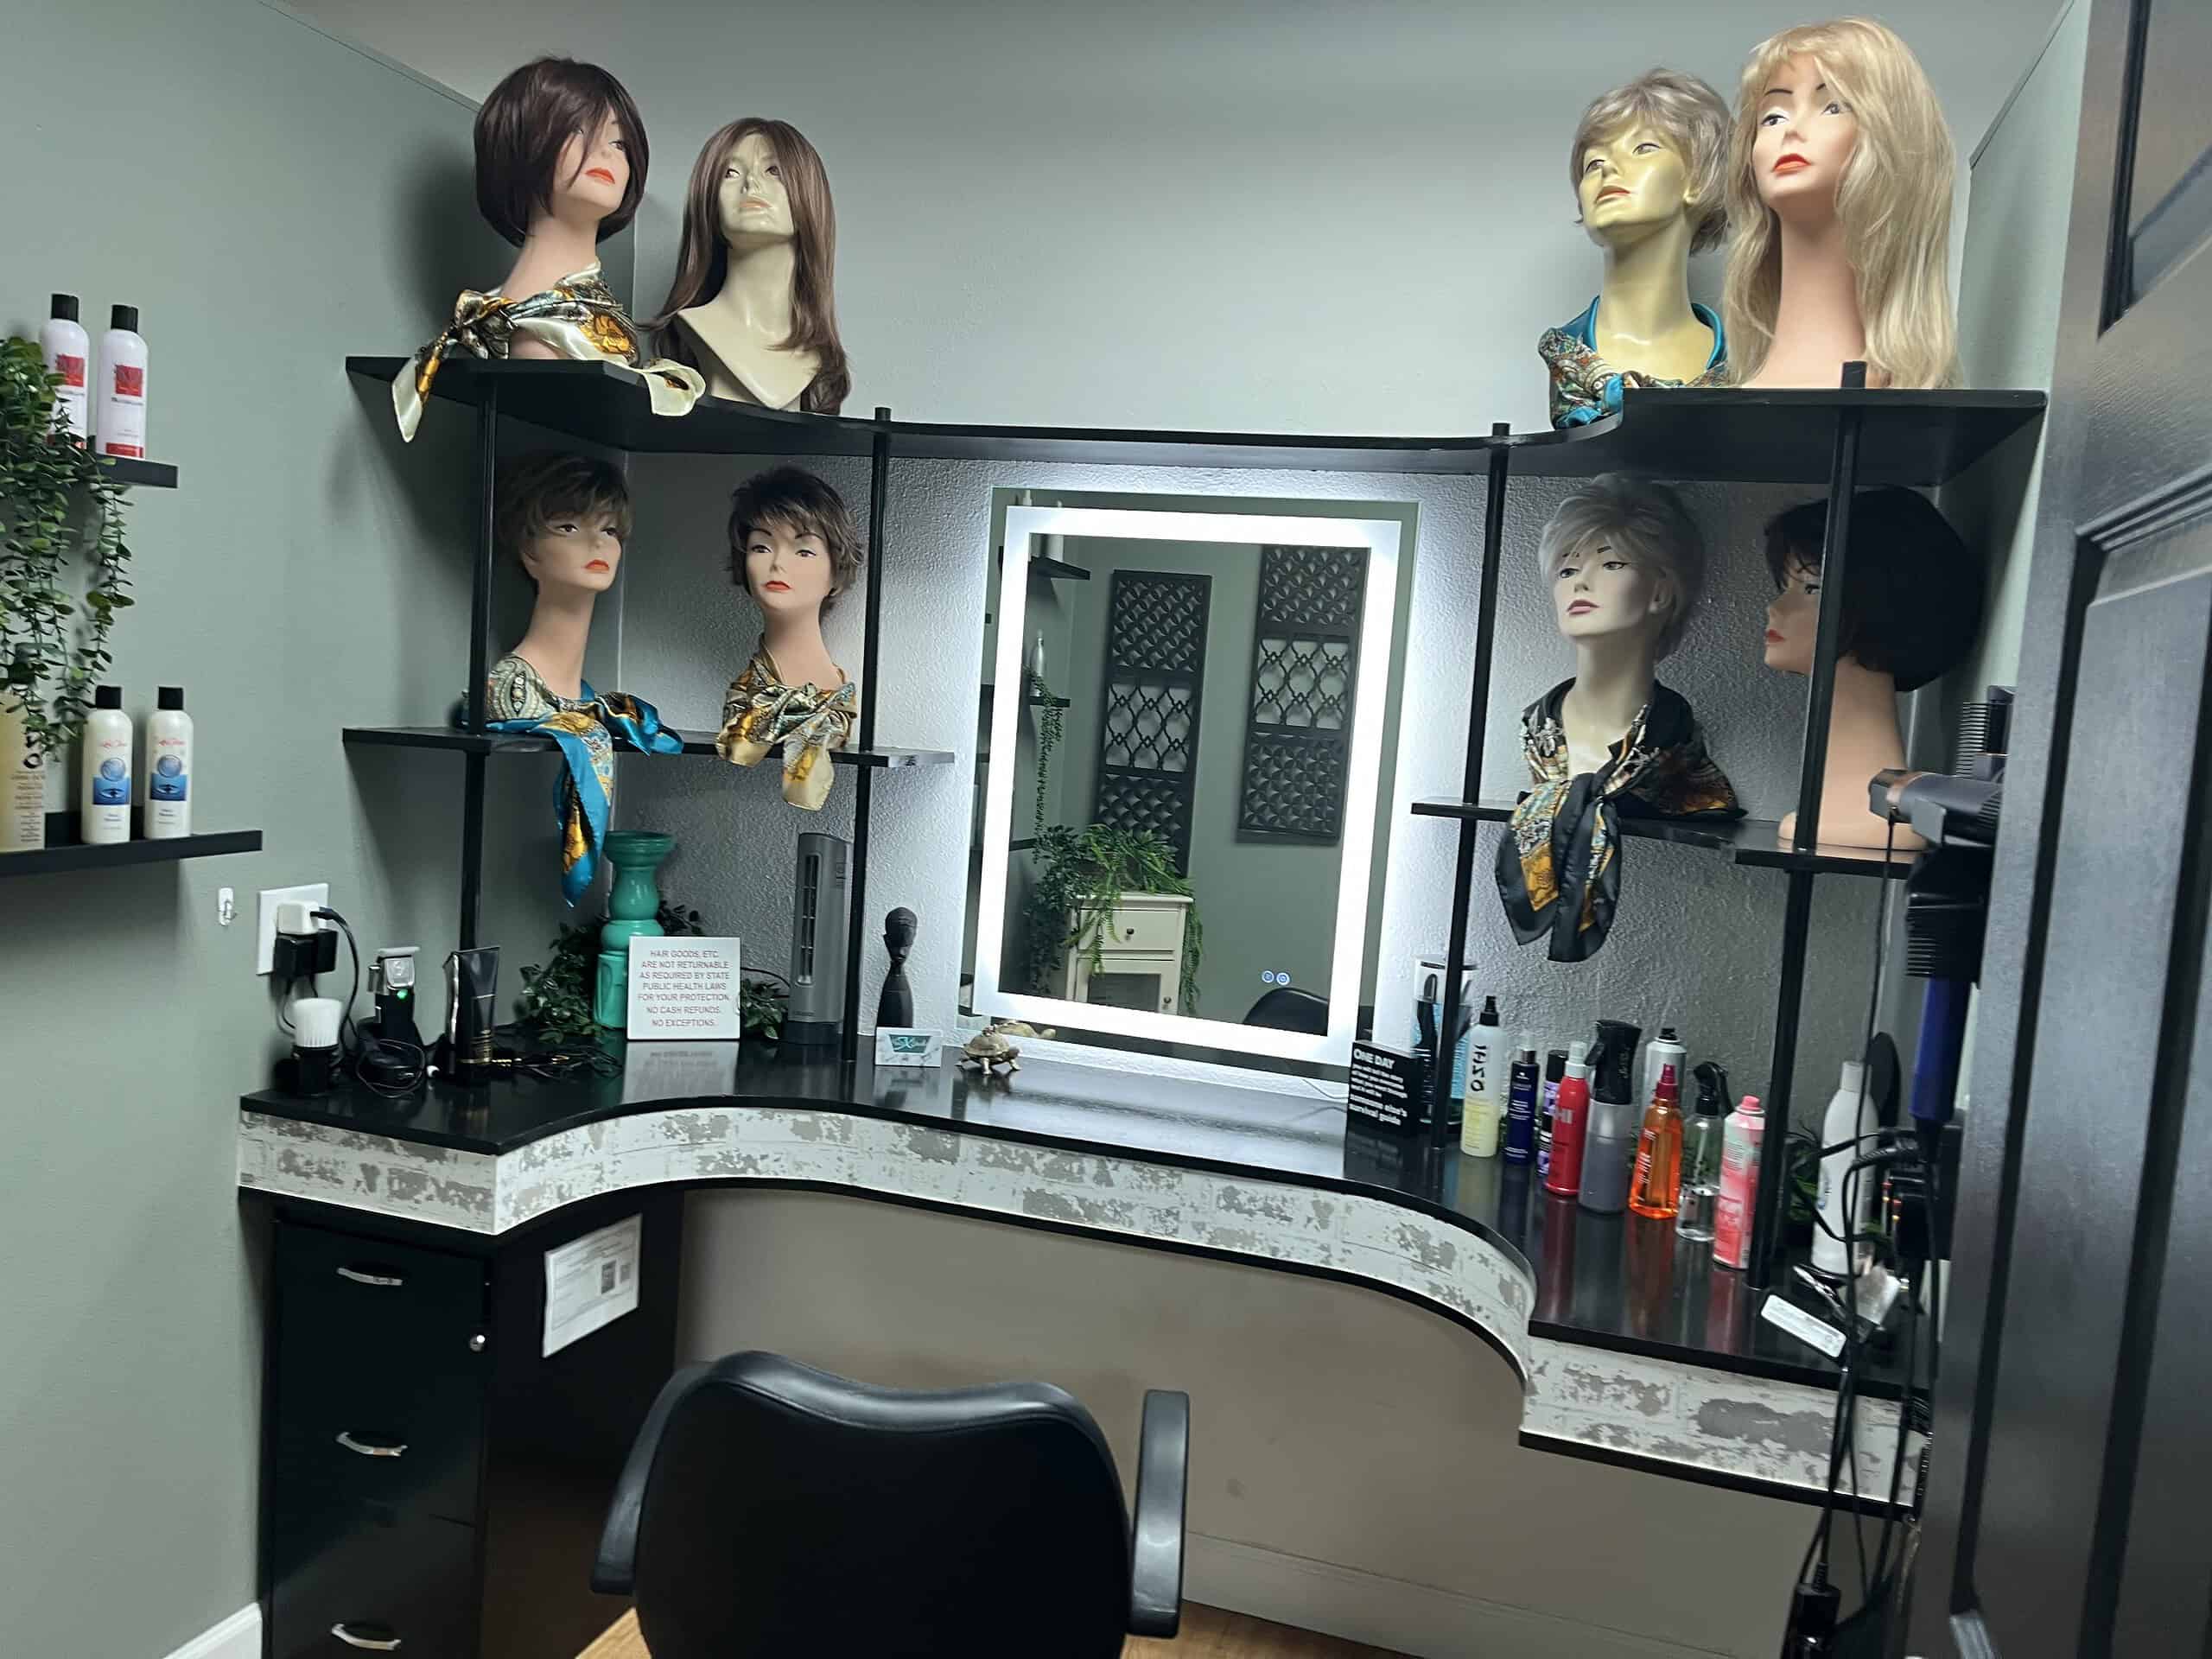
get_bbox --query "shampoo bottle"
[145,685,192,838]
[96,304,147,460]
[1503,1039,1541,1164]
[1545,1047,1592,1198]
[1459,996,1503,1158]
[1814,1059,1875,1279]
[1712,1095,1766,1269]
[40,294,90,442]
[1628,1062,1684,1219]
[1,655,45,852]
[1579,1019,1643,1213]
[79,683,132,843]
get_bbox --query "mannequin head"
[1721,18,1959,388]
[653,118,851,413]
[474,58,647,247]
[497,452,632,596]
[728,466,864,623]
[1570,69,1731,254]
[1537,474,1705,662]
[1762,489,1980,690]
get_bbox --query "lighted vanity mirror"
[964,489,1414,1068]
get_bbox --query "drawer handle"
[336,1266,404,1287]
[331,1623,403,1650]
[335,1430,407,1459]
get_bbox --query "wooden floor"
[581,1604,1409,1656]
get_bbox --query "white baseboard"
[1185,1533,1732,1659]
[162,1604,260,1659]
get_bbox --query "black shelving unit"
[340,726,951,766]
[1028,555,1090,582]
[97,454,179,489]
[353,355,2045,1282]
[2,812,260,875]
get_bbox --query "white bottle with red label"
[40,294,91,442]
[1710,1093,1766,1270]
[96,304,147,460]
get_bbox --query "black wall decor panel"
[1094,570,1211,874]
[1238,545,1367,842]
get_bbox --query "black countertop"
[241,1042,1904,1396]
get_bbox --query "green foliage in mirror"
[1020,823,1204,1014]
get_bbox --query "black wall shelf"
[1410,799,1910,880]
[98,455,178,489]
[349,356,2044,486]
[1028,556,1091,582]
[3,812,260,875]
[341,725,952,767]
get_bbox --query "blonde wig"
[1720,18,1959,388]
[1535,474,1706,662]
[1569,68,1732,254]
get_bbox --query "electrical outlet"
[257,882,330,976]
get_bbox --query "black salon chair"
[592,1351,1190,1658]
[1243,984,1330,1034]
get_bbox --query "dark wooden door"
[1916,3,2212,1655]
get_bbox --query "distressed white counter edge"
[238,1104,1906,1502]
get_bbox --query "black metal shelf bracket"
[842,408,894,1065]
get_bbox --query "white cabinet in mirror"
[965,493,1413,1067]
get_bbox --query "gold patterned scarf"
[715,644,858,811]
[392,262,704,441]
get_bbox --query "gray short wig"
[1569,68,1732,253]
[1536,474,1706,661]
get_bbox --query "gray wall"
[0,3,553,1649]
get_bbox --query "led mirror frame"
[971,504,1402,1065]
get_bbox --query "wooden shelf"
[1409,798,1911,880]
[349,356,2044,486]
[341,726,954,768]
[3,812,260,875]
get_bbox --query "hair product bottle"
[1459,996,1503,1157]
[1675,1063,1730,1241]
[0,656,45,852]
[1545,1048,1592,1198]
[145,685,192,839]
[1538,1046,1568,1177]
[1580,1019,1643,1213]
[1503,1039,1541,1163]
[40,294,90,442]
[79,684,132,843]
[1628,1062,1685,1218]
[1712,1094,1766,1269]
[1642,1025,1687,1119]
[1814,1059,1875,1279]
[96,304,147,460]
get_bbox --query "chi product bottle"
[1545,1047,1592,1198]
[96,303,147,460]
[1814,1059,1876,1279]
[1503,1039,1541,1163]
[1459,995,1503,1157]
[1628,1062,1684,1219]
[79,684,132,843]
[1579,1019,1642,1213]
[145,686,192,838]
[1712,1095,1766,1269]
[1675,1063,1730,1242]
[1537,1047,1567,1177]
[40,294,90,441]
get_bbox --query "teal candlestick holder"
[594,830,675,1027]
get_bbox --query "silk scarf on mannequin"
[393,262,704,442]
[1539,297,1729,429]
[480,654,684,905]
[716,643,858,811]
[1496,678,1741,961]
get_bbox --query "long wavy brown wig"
[647,118,850,413]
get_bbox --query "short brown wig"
[474,58,648,247]
[728,466,864,615]
[1764,489,1982,693]
[496,451,632,575]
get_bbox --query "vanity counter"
[239,1044,1911,1505]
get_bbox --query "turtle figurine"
[959,1021,1027,1078]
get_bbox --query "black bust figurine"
[876,907,917,1027]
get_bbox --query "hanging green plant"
[1024,665,1064,839]
[1020,822,1203,1014]
[0,337,133,757]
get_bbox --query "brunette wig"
[1764,489,1981,691]
[496,451,632,573]
[649,118,851,413]
[728,466,865,616]
[475,58,648,246]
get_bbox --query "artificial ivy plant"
[1024,664,1064,838]
[519,900,791,1047]
[0,338,133,756]
[1020,822,1203,1014]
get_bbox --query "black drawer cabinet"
[260,1193,682,1659]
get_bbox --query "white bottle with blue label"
[79,684,132,844]
[145,685,192,838]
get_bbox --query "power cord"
[313,906,429,1098]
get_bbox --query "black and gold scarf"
[1495,679,1741,962]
